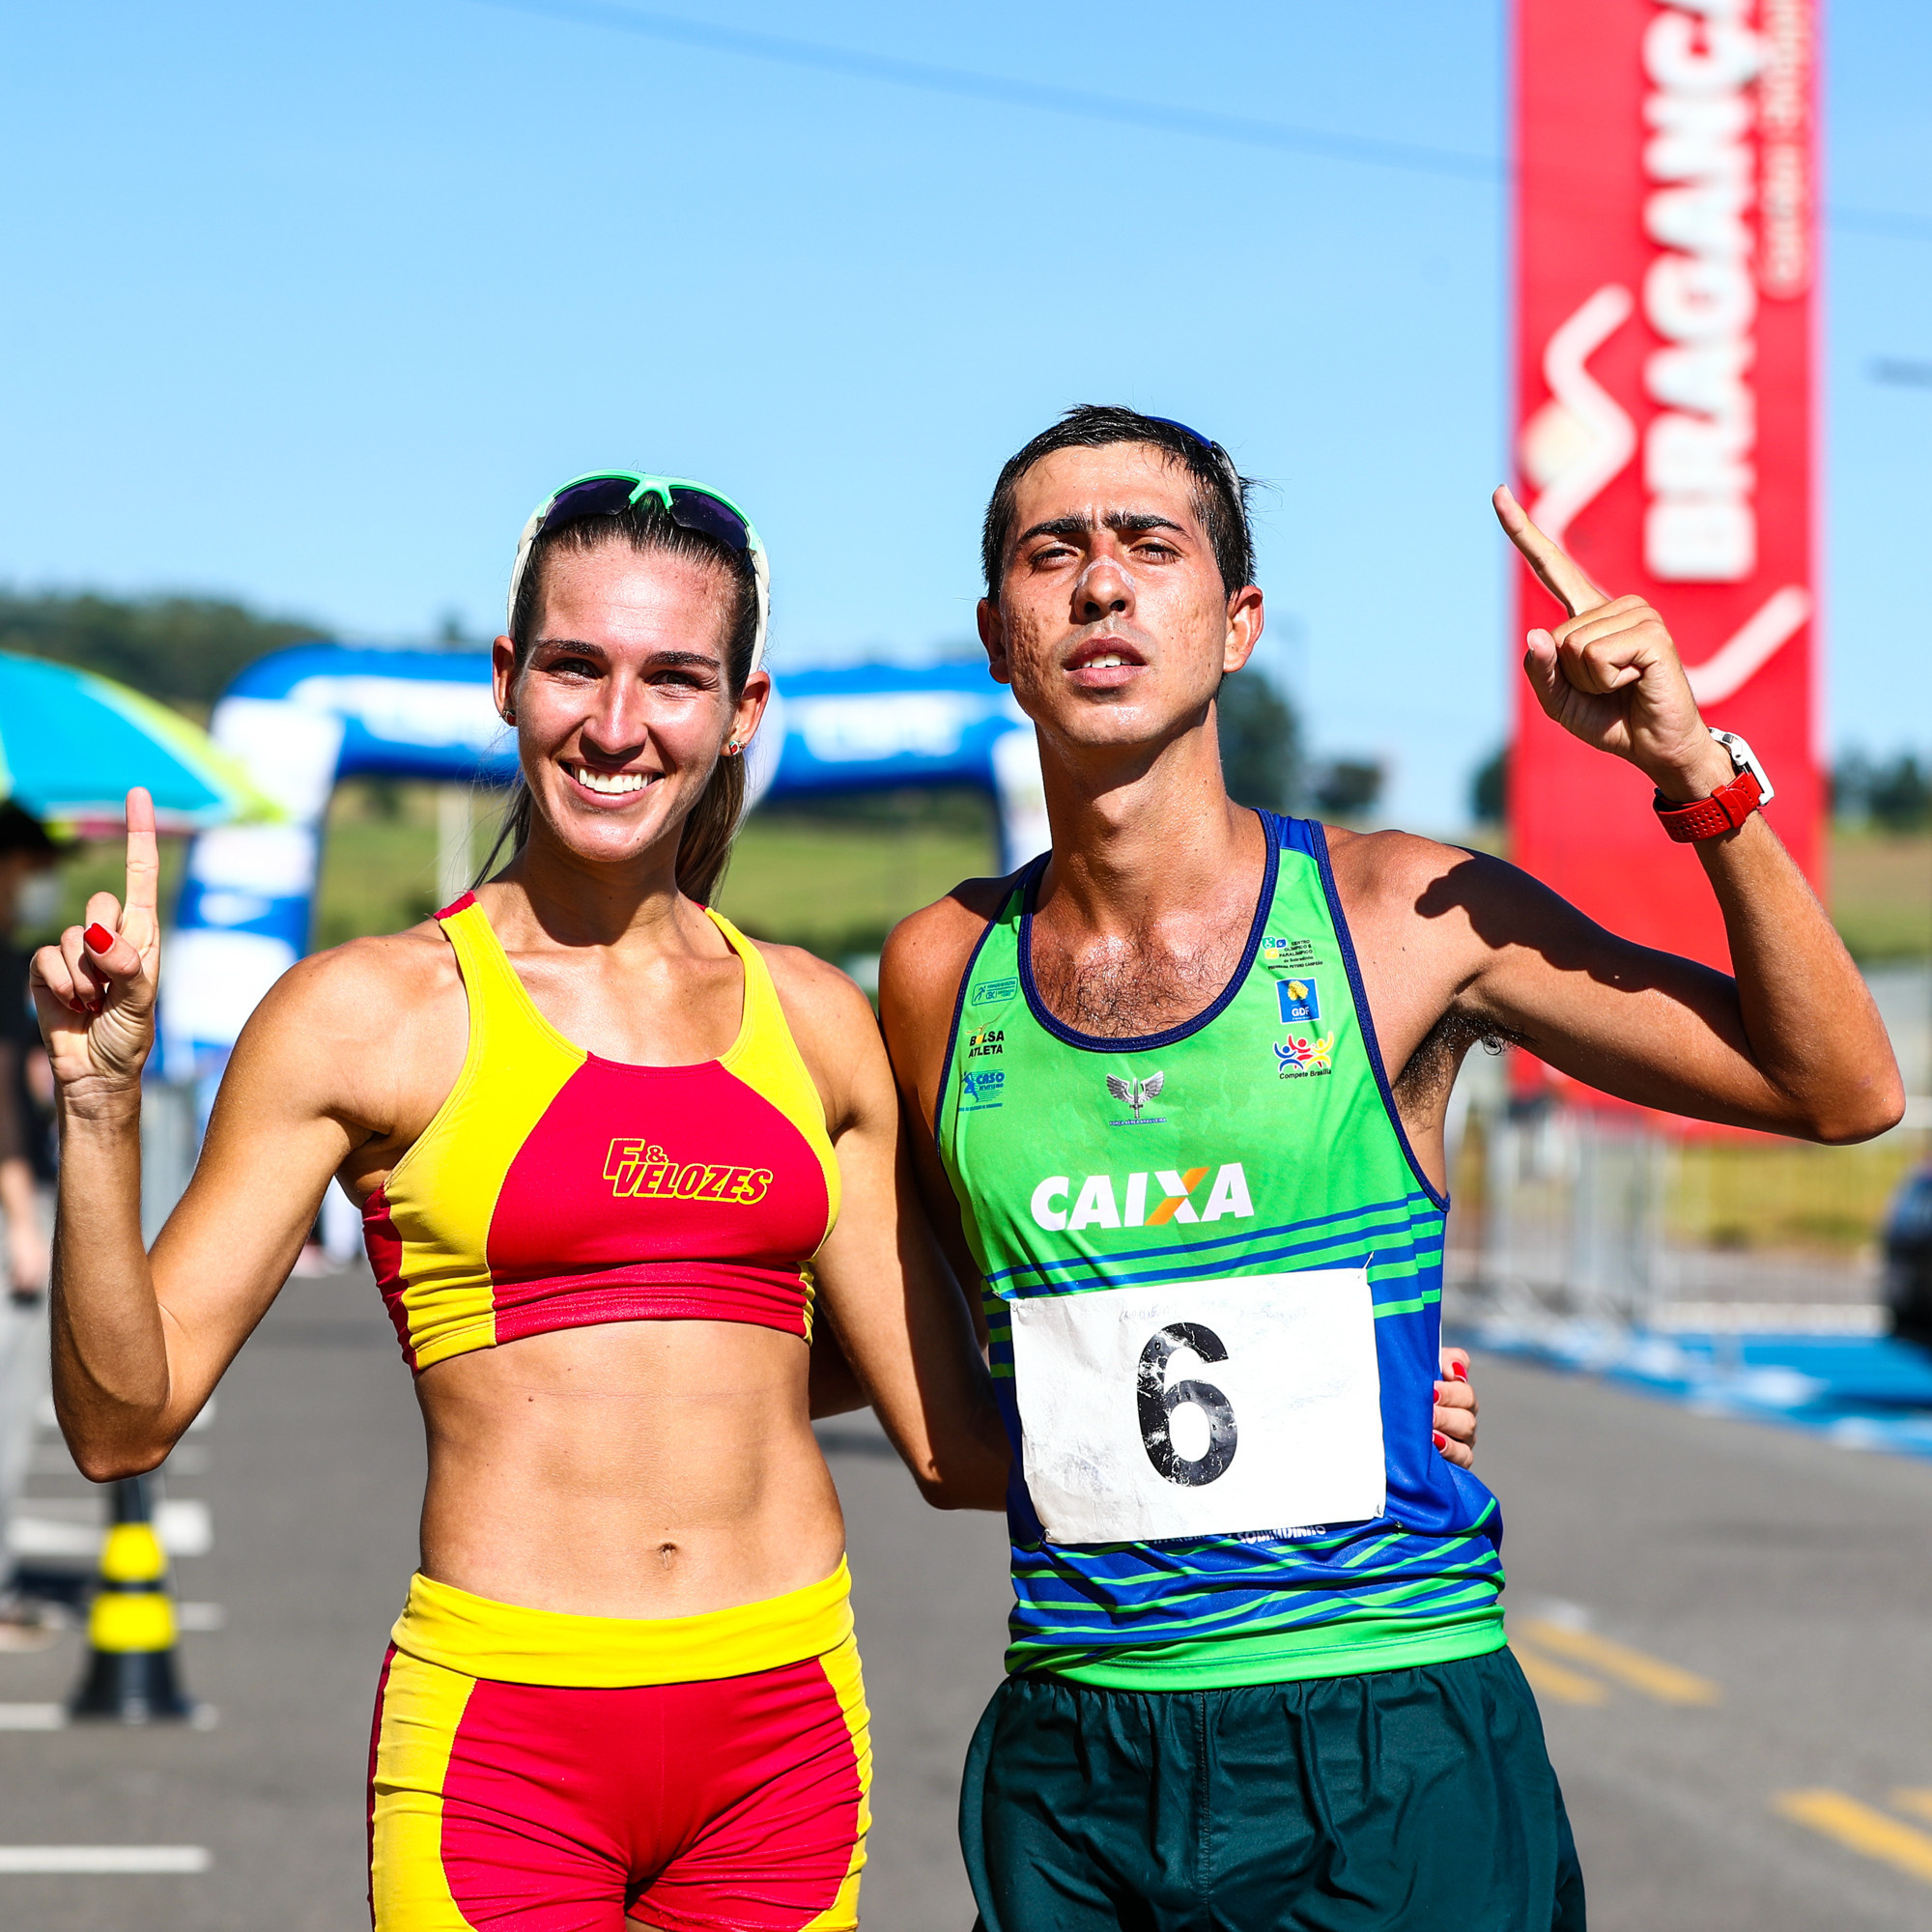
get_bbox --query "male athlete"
[878,406,1900,1930]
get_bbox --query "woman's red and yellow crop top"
[362,895,840,1372]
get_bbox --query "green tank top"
[936,812,1505,1690]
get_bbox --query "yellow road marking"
[1514,1618,1720,1705]
[1509,1641,1608,1706]
[1775,1790,1932,1884]
[1889,1789,1932,1826]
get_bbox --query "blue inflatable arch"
[162,644,1046,1086]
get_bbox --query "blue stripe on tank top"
[999,1222,1438,1297]
[1011,1526,1498,1588]
[983,1190,1436,1287]
[1001,1537,1503,1643]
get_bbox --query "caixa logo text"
[1030,1164,1254,1232]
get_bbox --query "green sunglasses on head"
[508,470,770,673]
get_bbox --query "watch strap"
[1653,768,1764,842]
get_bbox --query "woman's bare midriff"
[412,1317,845,1618]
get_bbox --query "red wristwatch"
[1653,729,1775,843]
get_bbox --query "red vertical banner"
[1511,1,1821,993]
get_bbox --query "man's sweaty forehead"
[1006,442,1211,565]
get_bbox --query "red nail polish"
[1433,1431,1449,1450]
[84,923,114,953]
[1452,1360,1469,1381]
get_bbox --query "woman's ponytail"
[673,750,747,906]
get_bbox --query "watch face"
[1710,730,1775,806]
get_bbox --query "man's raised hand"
[1492,486,1731,801]
[29,787,161,1093]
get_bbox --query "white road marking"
[7,1517,97,1560]
[0,1846,210,1873]
[0,1705,66,1730]
[156,1499,213,1556]
[8,1498,212,1561]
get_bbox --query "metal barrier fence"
[1449,1105,1666,1332]
[1443,965,1932,1341]
[138,1080,200,1246]
[1444,1091,1919,1339]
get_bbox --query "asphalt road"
[1476,1349,1932,1932]
[3,1272,1932,1929]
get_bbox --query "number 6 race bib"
[1009,1269,1385,1545]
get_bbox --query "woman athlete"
[34,470,1009,1930]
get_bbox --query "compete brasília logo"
[1273,1034,1334,1077]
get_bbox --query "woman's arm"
[807,1323,868,1420]
[32,792,424,1479]
[764,946,1009,1509]
[812,1122,1011,1510]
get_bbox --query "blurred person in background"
[880,405,1903,1932]
[0,802,59,1632]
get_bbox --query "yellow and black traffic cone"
[69,1474,193,1722]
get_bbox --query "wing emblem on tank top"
[1104,1068,1167,1126]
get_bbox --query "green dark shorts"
[960,1646,1583,1932]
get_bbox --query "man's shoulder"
[1323,823,1563,967]
[878,874,1014,1033]
[1323,824,1505,903]
[884,876,1010,974]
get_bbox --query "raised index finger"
[1492,485,1608,621]
[122,787,160,945]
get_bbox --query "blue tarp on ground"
[1463,1322,1932,1459]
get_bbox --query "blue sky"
[4,2,1928,828]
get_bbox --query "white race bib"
[1009,1268,1385,1545]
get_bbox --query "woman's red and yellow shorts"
[368,1560,869,1932]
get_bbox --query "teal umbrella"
[0,650,277,834]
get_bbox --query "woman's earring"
[724,737,743,756]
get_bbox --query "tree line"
[1470,744,1932,831]
[0,584,1368,822]
[0,588,323,708]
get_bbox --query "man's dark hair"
[0,804,56,861]
[980,405,1257,603]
